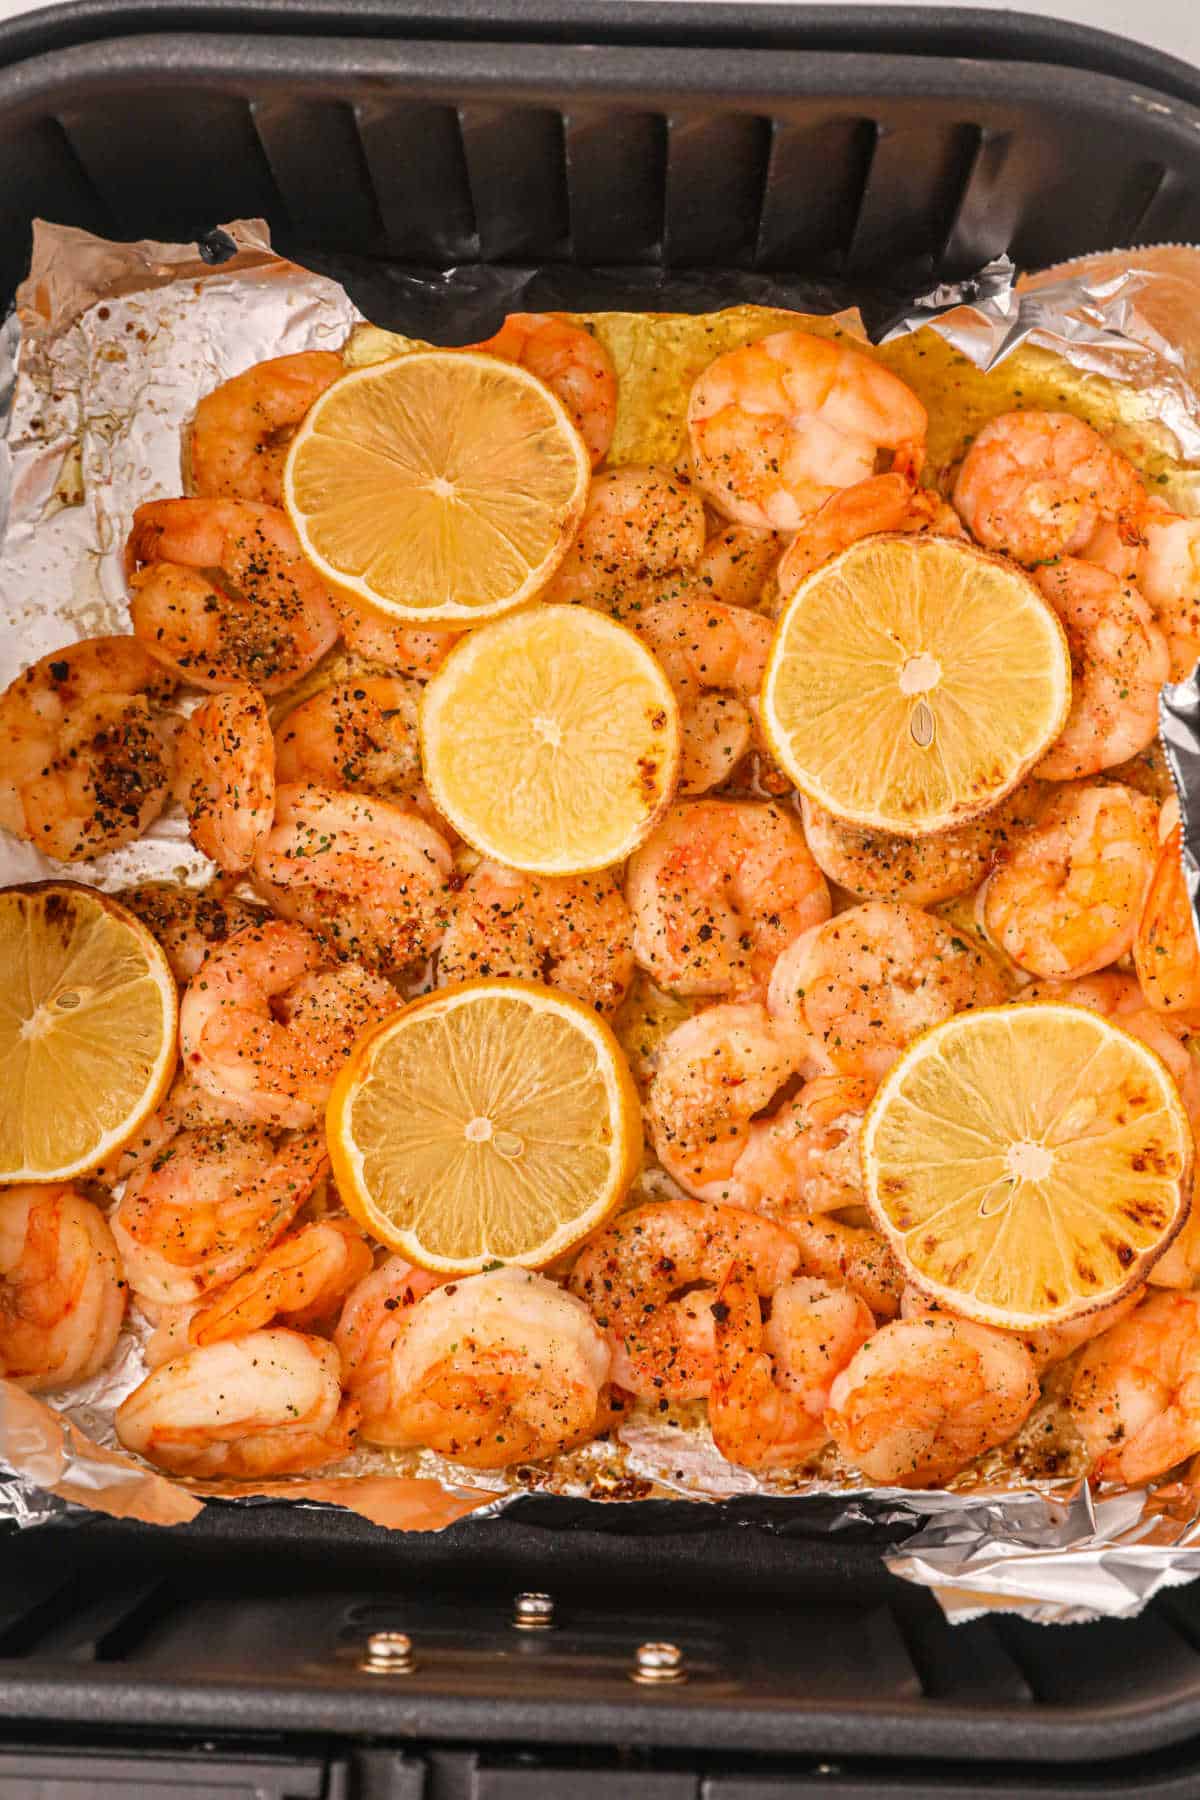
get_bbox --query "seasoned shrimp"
[784,1211,905,1321]
[274,677,420,800]
[335,1254,444,1412]
[112,1123,327,1306]
[980,780,1159,979]
[628,596,776,795]
[179,919,399,1129]
[689,525,782,609]
[646,1002,809,1198]
[568,1197,800,1401]
[470,313,617,469]
[188,350,343,506]
[800,781,1045,909]
[0,1185,125,1391]
[252,784,453,975]
[894,1281,1144,1370]
[1071,1291,1200,1486]
[116,1328,357,1478]
[953,411,1143,564]
[438,862,634,1015]
[0,637,177,861]
[352,1267,611,1467]
[126,498,338,694]
[173,683,274,874]
[1135,806,1200,1016]
[767,900,1005,1080]
[177,1219,372,1351]
[118,882,267,984]
[1031,560,1167,780]
[776,473,962,594]
[710,1270,875,1469]
[544,465,707,605]
[333,598,462,683]
[97,1069,255,1189]
[687,331,927,532]
[626,800,830,998]
[724,1075,876,1216]
[826,1313,1039,1488]
[1084,504,1200,681]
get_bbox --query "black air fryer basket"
[3,5,1200,1794]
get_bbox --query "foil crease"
[3,222,1200,1624]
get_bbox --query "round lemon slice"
[420,604,680,873]
[862,1003,1192,1329]
[327,979,641,1273]
[762,534,1071,836]
[283,350,590,624]
[0,883,177,1182]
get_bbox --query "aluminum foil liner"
[3,220,1200,1624]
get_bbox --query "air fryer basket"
[3,4,1200,1790]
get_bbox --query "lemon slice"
[283,351,590,624]
[862,1004,1192,1329]
[327,979,641,1273]
[420,604,680,873]
[0,883,177,1181]
[762,535,1071,836]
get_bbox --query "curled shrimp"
[1085,504,1200,681]
[97,1069,254,1188]
[333,598,462,683]
[1071,1291,1200,1486]
[117,882,267,984]
[0,636,177,861]
[274,677,421,800]
[188,350,344,506]
[767,900,1005,1080]
[351,1266,611,1468]
[710,1270,875,1470]
[437,861,635,1015]
[179,919,399,1129]
[173,683,275,874]
[722,1074,876,1217]
[784,1211,905,1321]
[687,331,926,532]
[544,465,707,606]
[626,800,830,999]
[0,1185,125,1391]
[470,313,617,469]
[776,473,962,594]
[252,783,453,975]
[980,780,1159,979]
[1031,560,1167,780]
[952,411,1143,563]
[126,498,338,694]
[686,524,782,609]
[825,1313,1039,1488]
[1135,804,1200,1016]
[628,595,775,795]
[116,1328,357,1478]
[568,1197,800,1401]
[111,1123,328,1306]
[800,781,1045,909]
[335,1254,444,1416]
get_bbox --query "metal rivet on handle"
[360,1630,416,1675]
[631,1641,686,1685]
[513,1591,555,1631]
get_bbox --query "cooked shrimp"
[173,683,274,874]
[1149,1202,1200,1291]
[568,1196,800,1401]
[1031,559,1167,780]
[353,1266,611,1468]
[784,1211,905,1321]
[117,882,267,984]
[111,1123,327,1306]
[1084,505,1200,681]
[179,919,399,1129]
[710,1270,875,1469]
[776,473,962,593]
[0,636,177,861]
[274,677,420,800]
[470,313,617,469]
[687,331,927,532]
[626,800,830,998]
[437,861,634,1015]
[724,1074,875,1216]
[1135,807,1200,1016]
[252,784,453,974]
[690,525,782,609]
[646,1002,809,1198]
[980,780,1159,979]
[894,1280,1144,1370]
[826,1313,1039,1488]
[628,596,775,794]
[767,900,1005,1080]
[544,465,706,605]
[800,781,1045,909]
[116,1328,357,1478]
[0,1185,125,1391]
[126,498,338,694]
[333,598,462,683]
[188,350,344,506]
[183,1218,372,1348]
[335,1254,444,1413]
[952,411,1143,564]
[1071,1291,1200,1486]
